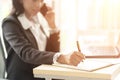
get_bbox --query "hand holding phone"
[40,3,48,16]
[40,3,56,29]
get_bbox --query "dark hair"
[11,0,24,16]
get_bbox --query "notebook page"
[53,59,113,72]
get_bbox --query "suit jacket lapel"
[15,17,39,49]
[24,29,38,49]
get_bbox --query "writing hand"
[57,51,85,66]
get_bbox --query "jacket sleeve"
[2,16,55,65]
[46,31,60,52]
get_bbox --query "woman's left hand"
[45,7,56,29]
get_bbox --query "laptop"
[78,36,120,58]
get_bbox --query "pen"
[76,41,85,62]
[76,41,81,52]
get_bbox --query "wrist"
[49,27,59,34]
[57,54,68,64]
[53,52,61,64]
[49,23,56,29]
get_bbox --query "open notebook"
[53,59,114,72]
[78,36,120,58]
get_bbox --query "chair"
[0,37,8,80]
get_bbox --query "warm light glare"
[55,0,120,53]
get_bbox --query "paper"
[53,59,114,72]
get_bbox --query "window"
[54,0,120,52]
[0,0,12,36]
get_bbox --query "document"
[53,59,114,72]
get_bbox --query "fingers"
[45,10,56,28]
[69,51,85,66]
[75,51,85,60]
[45,11,55,20]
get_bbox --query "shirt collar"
[17,14,33,30]
[17,13,50,37]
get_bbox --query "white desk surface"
[33,58,120,80]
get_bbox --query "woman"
[2,0,85,80]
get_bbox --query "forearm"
[46,30,60,52]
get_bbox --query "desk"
[33,58,120,80]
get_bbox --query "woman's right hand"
[57,51,85,66]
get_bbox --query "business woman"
[2,0,85,80]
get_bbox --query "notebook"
[78,36,120,58]
[53,59,114,72]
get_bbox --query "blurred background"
[0,0,120,53]
[0,0,12,25]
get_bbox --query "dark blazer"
[2,14,60,80]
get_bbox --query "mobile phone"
[40,3,48,16]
